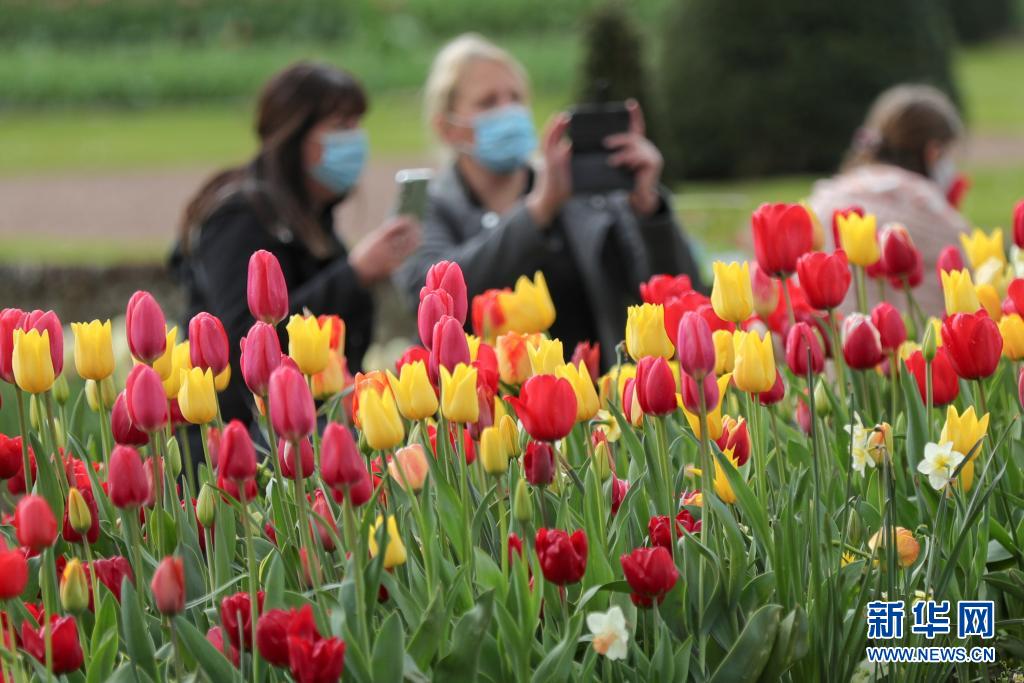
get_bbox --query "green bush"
[948,0,1017,43]
[658,0,960,180]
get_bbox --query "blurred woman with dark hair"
[174,61,420,425]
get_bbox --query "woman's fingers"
[626,98,646,136]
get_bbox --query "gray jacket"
[394,165,704,367]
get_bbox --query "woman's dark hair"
[843,84,962,177]
[180,61,368,258]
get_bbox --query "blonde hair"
[424,33,529,125]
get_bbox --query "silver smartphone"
[394,168,433,219]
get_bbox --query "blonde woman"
[395,34,703,369]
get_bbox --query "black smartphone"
[394,168,433,219]
[568,102,634,196]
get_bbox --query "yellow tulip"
[973,257,1008,295]
[897,341,921,362]
[625,304,674,361]
[711,261,753,323]
[498,271,556,334]
[999,314,1024,360]
[286,314,332,376]
[359,386,405,451]
[926,318,944,348]
[940,405,989,460]
[440,363,479,423]
[178,367,218,425]
[598,364,636,408]
[976,284,1002,321]
[465,334,481,362]
[527,338,564,376]
[682,373,732,440]
[150,327,179,381]
[940,269,980,316]
[71,319,114,381]
[496,332,537,385]
[688,448,738,504]
[732,330,775,393]
[215,365,232,392]
[800,200,826,250]
[712,330,735,375]
[12,329,55,394]
[368,515,407,569]
[60,558,90,613]
[387,360,439,420]
[555,361,600,422]
[480,425,508,475]
[312,350,346,399]
[160,342,191,399]
[499,413,522,457]
[959,228,1005,270]
[836,212,880,267]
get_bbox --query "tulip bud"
[499,414,521,458]
[60,558,90,613]
[868,527,920,568]
[524,441,555,486]
[635,356,678,416]
[188,312,230,375]
[85,376,117,412]
[871,302,908,352]
[921,318,938,361]
[813,379,831,416]
[626,304,675,361]
[240,322,282,397]
[29,393,41,431]
[52,373,71,405]
[165,437,182,479]
[591,439,612,481]
[676,311,716,380]
[423,261,469,324]
[15,495,57,551]
[67,488,93,535]
[440,363,480,424]
[268,364,316,443]
[388,444,429,493]
[247,250,289,325]
[785,322,824,376]
[514,478,532,523]
[479,426,508,476]
[749,262,779,319]
[711,261,753,323]
[842,314,884,370]
[151,556,185,615]
[196,483,217,528]
[125,364,168,432]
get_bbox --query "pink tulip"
[240,322,282,396]
[676,311,715,380]
[189,312,230,374]
[125,364,167,432]
[268,365,315,443]
[247,250,289,325]
[126,291,168,364]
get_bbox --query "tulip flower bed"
[1,201,1024,683]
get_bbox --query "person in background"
[809,84,969,315]
[173,62,420,426]
[395,34,703,369]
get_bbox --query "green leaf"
[263,551,285,610]
[86,633,119,683]
[407,589,449,670]
[758,606,808,682]
[530,614,582,683]
[91,590,118,657]
[371,611,406,683]
[174,616,237,682]
[120,580,158,681]
[435,590,496,681]
[709,604,782,683]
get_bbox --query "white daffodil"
[917,441,965,491]
[844,413,875,477]
[586,606,629,661]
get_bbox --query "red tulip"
[395,345,430,373]
[288,632,346,683]
[946,174,970,208]
[0,539,28,599]
[648,511,700,551]
[422,261,468,325]
[189,312,230,374]
[6,448,35,496]
[1013,199,1024,249]
[257,608,297,668]
[268,365,315,442]
[610,477,628,515]
[471,289,505,339]
[108,445,148,509]
[785,322,824,376]
[124,364,167,432]
[429,315,470,383]
[311,490,338,551]
[1019,365,1024,411]
[640,274,694,304]
[126,291,168,364]
[941,312,1003,380]
[219,420,257,486]
[505,374,577,442]
[635,356,678,416]
[474,343,500,395]
[222,590,265,651]
[20,309,64,376]
[524,441,555,486]
[151,556,185,615]
[758,370,786,406]
[621,546,679,607]
[680,373,718,415]
[220,476,258,504]
[796,250,851,310]
[15,494,57,551]
[535,528,588,585]
[888,248,923,290]
[21,615,83,673]
[207,626,241,667]
[279,437,314,480]
[676,311,715,380]
[332,469,373,507]
[751,202,814,276]
[321,423,365,488]
[1008,279,1024,316]
[247,250,289,325]
[935,245,964,284]
[417,289,454,349]
[91,556,134,602]
[842,314,884,370]
[0,433,26,479]
[0,308,25,383]
[570,341,601,382]
[111,391,149,446]
[240,322,282,396]
[871,302,907,352]
[796,394,812,435]
[879,224,919,281]
[905,349,960,407]
[715,416,750,466]
[750,262,779,318]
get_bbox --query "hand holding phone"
[394,169,433,220]
[568,102,634,196]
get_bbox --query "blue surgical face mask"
[311,128,368,193]
[470,105,537,174]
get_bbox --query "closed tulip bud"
[870,302,908,352]
[570,341,601,382]
[505,374,577,442]
[480,426,508,475]
[16,494,57,551]
[188,312,230,374]
[796,249,852,310]
[836,212,879,267]
[635,356,679,416]
[751,202,815,276]
[555,361,600,422]
[60,558,90,613]
[111,391,148,446]
[868,527,920,568]
[321,422,368,489]
[0,539,28,600]
[439,363,479,423]
[732,330,776,393]
[499,413,521,457]
[165,436,182,478]
[513,479,532,522]
[12,329,55,394]
[389,444,429,492]
[591,439,612,481]
[680,373,719,417]
[52,373,71,405]
[285,315,331,376]
[423,260,469,324]
[85,376,117,412]
[69,319,114,381]
[711,261,753,323]
[240,321,281,396]
[813,379,831,415]
[358,386,405,451]
[941,312,1002,379]
[108,445,148,509]
[268,364,316,442]
[711,330,734,375]
[524,440,555,486]
[879,224,919,279]
[905,348,960,407]
[219,420,257,485]
[369,515,407,569]
[960,228,1005,270]
[126,291,168,364]
[430,315,471,383]
[749,262,779,318]
[178,367,218,425]
[626,304,675,361]
[67,487,92,535]
[785,322,824,375]
[386,360,438,420]
[842,314,884,370]
[196,483,217,528]
[496,332,535,385]
[620,546,679,608]
[676,311,716,380]
[125,364,167,432]
[417,288,454,349]
[17,310,62,378]
[151,556,185,615]
[921,319,938,361]
[247,250,289,324]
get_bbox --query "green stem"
[854,265,869,313]
[42,548,54,678]
[827,309,849,414]
[925,360,934,445]
[14,387,33,491]
[239,492,261,683]
[169,618,188,683]
[44,391,70,496]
